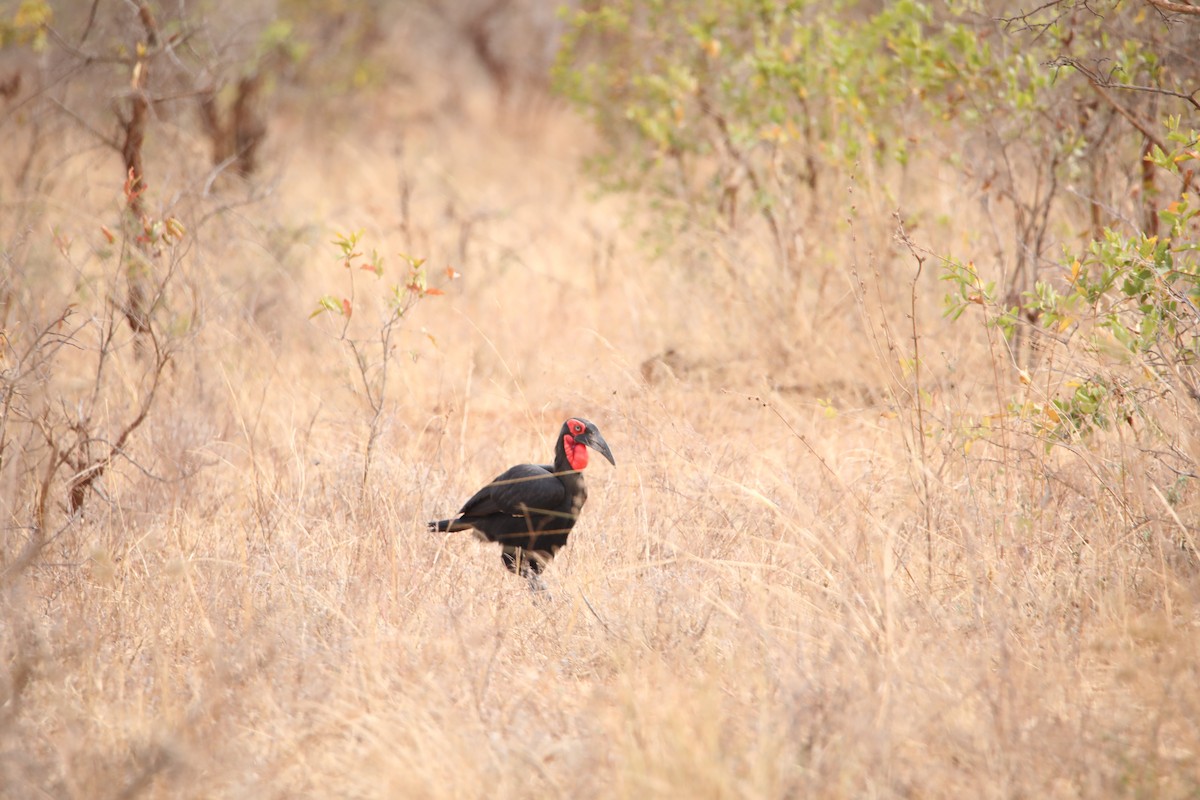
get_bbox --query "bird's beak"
[582,429,616,466]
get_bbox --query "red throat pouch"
[564,435,589,470]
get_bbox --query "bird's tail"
[429,518,473,533]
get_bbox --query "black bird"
[429,418,615,587]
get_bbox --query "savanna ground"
[2,2,1200,797]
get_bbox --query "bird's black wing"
[457,463,565,517]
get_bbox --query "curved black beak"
[581,426,616,466]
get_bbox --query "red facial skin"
[563,418,589,470]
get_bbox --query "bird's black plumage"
[429,418,615,585]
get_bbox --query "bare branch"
[1048,57,1171,152]
[135,1,160,48]
[66,334,170,513]
[1086,80,1169,153]
[45,95,121,150]
[1095,82,1200,110]
[1143,0,1200,16]
[44,25,130,66]
[1049,55,1200,112]
[77,0,102,45]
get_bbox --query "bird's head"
[561,418,616,471]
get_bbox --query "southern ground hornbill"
[429,418,615,587]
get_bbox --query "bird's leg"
[524,571,549,594]
[520,551,551,594]
[501,547,522,574]
[501,547,551,594]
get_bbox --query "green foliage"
[276,0,388,91]
[314,231,446,324]
[1049,377,1116,438]
[944,123,1200,444]
[561,0,1198,463]
[1,0,51,50]
[311,231,454,494]
[556,1,994,222]
[257,18,306,68]
[559,2,1193,263]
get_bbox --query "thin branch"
[44,25,129,67]
[66,330,170,513]
[998,0,1075,37]
[0,517,78,588]
[45,96,121,150]
[77,0,102,45]
[1096,81,1200,110]
[1086,79,1169,153]
[1049,58,1171,152]
[696,87,790,272]
[1049,56,1200,111]
[895,213,934,586]
[1144,0,1200,16]
[134,1,160,48]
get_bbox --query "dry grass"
[3,42,1200,800]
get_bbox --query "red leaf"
[425,287,445,296]
[342,298,353,318]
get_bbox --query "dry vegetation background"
[2,1,1199,797]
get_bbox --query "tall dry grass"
[3,40,1199,800]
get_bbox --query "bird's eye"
[569,420,584,435]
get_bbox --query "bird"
[429,418,615,588]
